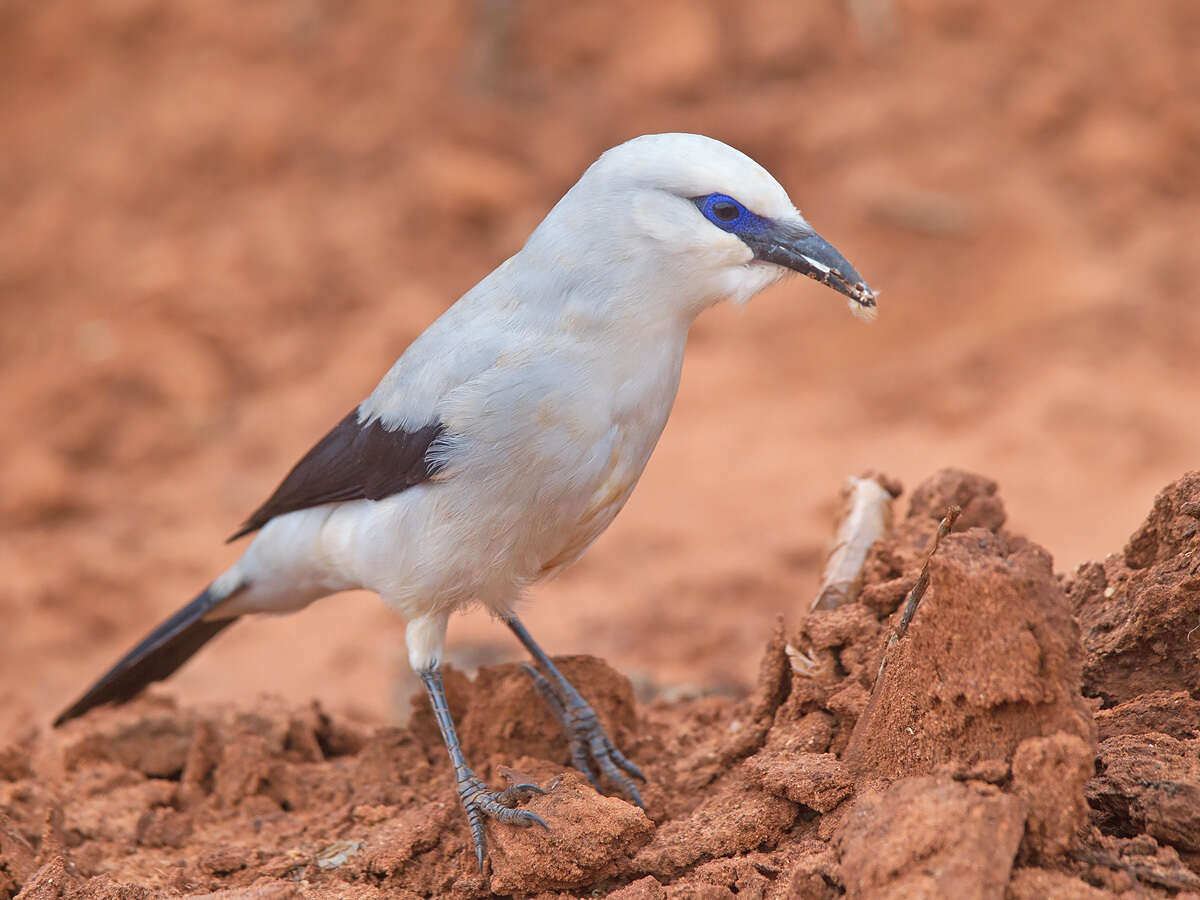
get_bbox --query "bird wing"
[228,409,444,541]
[228,259,536,542]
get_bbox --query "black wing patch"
[229,408,444,541]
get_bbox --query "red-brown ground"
[3,0,1200,897]
[6,469,1200,898]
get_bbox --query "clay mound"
[1071,471,1200,706]
[7,470,1200,898]
[847,526,1096,782]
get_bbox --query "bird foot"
[457,771,547,872]
[521,663,646,807]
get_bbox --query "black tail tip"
[51,586,239,728]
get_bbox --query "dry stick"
[873,504,962,689]
[793,473,899,678]
[812,474,900,612]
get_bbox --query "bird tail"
[53,581,243,727]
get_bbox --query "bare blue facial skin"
[692,193,876,308]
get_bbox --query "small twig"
[873,505,961,688]
[812,474,900,611]
[893,505,960,639]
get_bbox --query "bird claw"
[521,663,646,808]
[575,721,645,807]
[494,780,546,807]
[457,772,548,872]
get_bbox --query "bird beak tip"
[844,281,878,322]
[749,225,877,318]
[848,291,879,322]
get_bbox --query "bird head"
[530,133,877,323]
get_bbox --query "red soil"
[4,470,1200,898]
[3,0,1200,897]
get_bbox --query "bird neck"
[510,240,710,342]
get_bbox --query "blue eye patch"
[691,193,771,236]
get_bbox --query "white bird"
[55,133,876,869]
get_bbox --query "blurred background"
[2,0,1197,727]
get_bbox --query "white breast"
[332,322,681,617]
[440,322,687,587]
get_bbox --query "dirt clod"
[1088,733,1200,854]
[1074,472,1200,706]
[1011,732,1095,860]
[631,774,797,878]
[846,524,1096,780]
[838,776,1027,899]
[743,752,852,814]
[907,469,1007,534]
[1006,867,1116,900]
[488,769,653,894]
[1094,690,1200,741]
[605,875,667,900]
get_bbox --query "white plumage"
[57,132,876,868]
[224,133,871,666]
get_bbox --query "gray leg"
[419,667,547,871]
[506,616,645,807]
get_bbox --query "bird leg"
[418,667,548,871]
[506,616,646,807]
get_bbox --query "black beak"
[744,221,877,313]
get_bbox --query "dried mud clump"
[1071,471,1200,706]
[839,776,1026,897]
[1011,732,1096,861]
[8,469,1200,898]
[846,524,1096,781]
[1088,734,1200,854]
[488,768,654,894]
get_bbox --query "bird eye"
[693,193,761,234]
[712,201,739,222]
